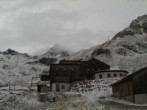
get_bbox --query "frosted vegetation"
[0,51,49,85]
[0,15,147,109]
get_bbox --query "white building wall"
[94,71,127,79]
[51,83,71,92]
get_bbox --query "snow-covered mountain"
[1,15,147,85]
[68,15,147,72]
[0,44,72,85]
[41,44,72,58]
[0,49,49,85]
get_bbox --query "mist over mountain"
[0,44,72,84]
[41,44,72,58]
[0,15,147,84]
[67,15,147,72]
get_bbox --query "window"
[107,74,110,78]
[62,76,69,81]
[74,75,80,80]
[93,75,95,79]
[87,68,89,71]
[55,76,69,81]
[56,76,62,81]
[114,74,117,77]
[120,74,122,77]
[61,85,65,89]
[99,74,102,79]
[97,69,100,71]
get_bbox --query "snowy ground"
[0,78,146,110]
[0,90,40,110]
[1,77,147,110]
[0,89,147,110]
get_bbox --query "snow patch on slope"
[0,50,49,85]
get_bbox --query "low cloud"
[0,0,147,55]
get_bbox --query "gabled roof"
[88,58,110,67]
[111,66,147,86]
[59,58,110,67]
[59,60,86,64]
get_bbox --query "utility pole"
[107,36,110,41]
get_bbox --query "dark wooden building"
[49,58,110,92]
[37,85,49,93]
[37,74,50,93]
[111,66,147,104]
[59,60,86,65]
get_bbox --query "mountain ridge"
[0,15,147,84]
[67,14,147,72]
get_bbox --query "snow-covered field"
[0,15,147,109]
[1,77,147,110]
[0,51,49,85]
[0,90,147,110]
[0,90,40,110]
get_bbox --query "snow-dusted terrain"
[0,15,147,109]
[40,44,72,60]
[1,90,147,110]
[0,49,49,86]
[0,44,71,85]
[67,15,147,73]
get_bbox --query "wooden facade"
[49,58,110,92]
[112,78,133,98]
[59,60,86,65]
[49,64,83,83]
[111,66,147,104]
[37,85,49,93]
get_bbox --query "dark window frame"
[99,74,102,79]
[61,85,65,89]
[107,74,110,78]
[114,74,117,77]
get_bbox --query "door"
[56,84,60,92]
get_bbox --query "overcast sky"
[0,0,147,55]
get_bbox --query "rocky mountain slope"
[68,15,147,72]
[0,44,72,85]
[0,49,49,85]
[1,15,147,85]
[41,44,71,59]
[39,44,72,64]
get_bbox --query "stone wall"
[70,78,120,97]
